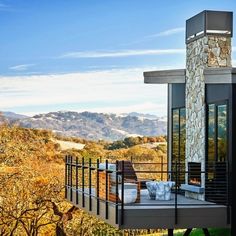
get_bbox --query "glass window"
[206,102,228,203]
[172,109,179,166]
[207,104,215,181]
[171,108,185,186]
[207,103,228,164]
[180,108,186,164]
[179,108,186,183]
[217,105,227,162]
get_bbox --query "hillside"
[0,124,166,235]
[13,111,167,141]
[0,111,28,124]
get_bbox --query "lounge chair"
[98,160,153,203]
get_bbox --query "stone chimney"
[185,10,233,200]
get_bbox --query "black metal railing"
[65,156,231,226]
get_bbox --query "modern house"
[65,10,234,236]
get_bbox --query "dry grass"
[52,139,85,150]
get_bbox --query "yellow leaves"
[0,124,65,165]
[0,124,168,235]
[0,166,19,174]
[33,176,49,187]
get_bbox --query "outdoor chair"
[97,160,154,203]
[117,160,154,189]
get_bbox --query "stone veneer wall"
[185,35,231,200]
[207,36,231,67]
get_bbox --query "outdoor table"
[146,181,175,200]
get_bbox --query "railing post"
[70,156,73,202]
[115,160,119,224]
[175,160,178,225]
[76,156,79,205]
[121,160,124,225]
[161,155,163,181]
[65,155,68,199]
[96,159,100,215]
[89,158,92,211]
[82,157,85,207]
[226,160,230,224]
[105,159,109,219]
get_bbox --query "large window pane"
[207,104,215,181]
[172,109,179,166]
[217,105,227,162]
[206,102,228,204]
[180,108,186,163]
[171,108,185,187]
[179,108,186,183]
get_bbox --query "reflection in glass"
[207,104,215,181]
[179,108,186,183]
[217,105,227,162]
[206,102,228,203]
[172,109,179,167]
[171,108,185,186]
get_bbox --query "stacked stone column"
[185,35,231,200]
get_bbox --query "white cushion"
[119,189,137,204]
[99,163,116,171]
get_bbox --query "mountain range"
[1,111,167,141]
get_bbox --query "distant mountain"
[5,111,167,141]
[121,112,158,120]
[0,111,28,124]
[3,111,28,119]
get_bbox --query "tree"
[0,124,166,235]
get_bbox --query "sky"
[0,0,236,116]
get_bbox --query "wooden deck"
[129,189,214,207]
[66,187,230,229]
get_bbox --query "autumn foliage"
[0,124,166,235]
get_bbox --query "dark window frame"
[206,99,229,165]
[171,106,186,186]
[206,99,229,203]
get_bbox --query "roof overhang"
[144,69,185,84]
[205,67,236,83]
[144,67,236,84]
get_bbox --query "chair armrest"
[138,178,155,182]
[123,178,139,183]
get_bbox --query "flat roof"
[144,69,186,84]
[144,67,236,84]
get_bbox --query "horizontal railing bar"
[68,187,120,206]
[67,160,226,164]
[67,186,227,206]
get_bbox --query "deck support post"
[183,229,192,236]
[168,229,173,236]
[202,228,210,236]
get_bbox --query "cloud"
[0,66,171,116]
[145,27,185,38]
[121,27,185,46]
[59,48,185,59]
[9,64,35,71]
[233,59,236,67]
[59,26,185,59]
[77,102,167,115]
